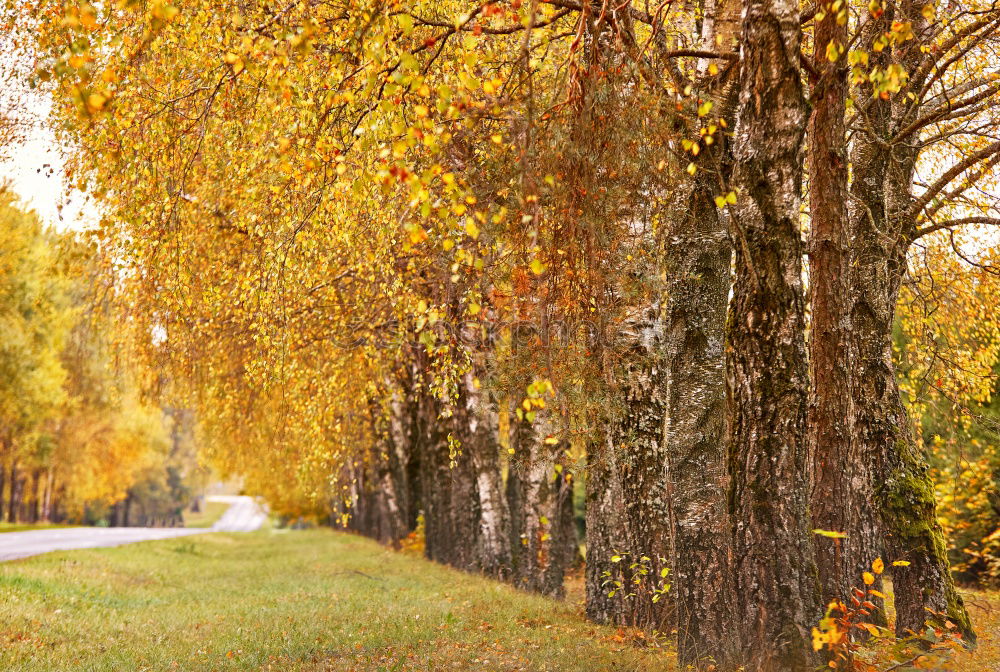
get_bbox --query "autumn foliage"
[3,0,1000,669]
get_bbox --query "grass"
[182,500,232,528]
[0,527,996,672]
[0,527,673,671]
[0,523,79,534]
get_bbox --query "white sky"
[0,89,96,233]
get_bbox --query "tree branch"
[913,216,1000,239]
[907,140,1000,222]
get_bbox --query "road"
[0,495,266,562]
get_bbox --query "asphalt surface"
[0,495,266,562]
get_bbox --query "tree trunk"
[507,409,575,597]
[365,395,411,547]
[456,370,512,579]
[113,500,126,527]
[727,0,820,666]
[850,189,975,642]
[388,378,420,532]
[806,1,876,615]
[42,468,53,522]
[418,388,455,564]
[584,434,628,623]
[664,162,736,667]
[418,384,481,573]
[376,445,407,547]
[8,461,21,524]
[601,304,672,628]
[32,469,44,523]
[0,459,6,523]
[845,1,975,642]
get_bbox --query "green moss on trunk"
[878,438,976,644]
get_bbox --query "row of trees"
[0,189,204,526]
[15,0,1000,668]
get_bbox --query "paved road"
[0,495,266,562]
[205,495,268,532]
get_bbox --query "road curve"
[0,495,266,562]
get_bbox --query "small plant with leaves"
[812,557,966,670]
[600,551,671,605]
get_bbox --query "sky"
[0,89,96,233]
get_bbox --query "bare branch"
[907,140,1000,223]
[913,216,1000,239]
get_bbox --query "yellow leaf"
[826,40,841,62]
[465,219,480,239]
[698,101,713,117]
[892,560,911,567]
[811,627,827,651]
[812,528,848,539]
[863,571,875,585]
[687,163,697,176]
[530,258,546,275]
[861,623,880,637]
[872,557,885,575]
[87,93,108,111]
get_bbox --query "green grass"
[0,528,673,671]
[1,528,997,671]
[182,500,231,528]
[0,523,79,534]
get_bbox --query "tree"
[15,0,1000,665]
[726,0,820,666]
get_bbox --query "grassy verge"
[182,500,231,528]
[0,523,78,534]
[0,527,996,671]
[0,528,673,671]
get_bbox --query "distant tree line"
[0,191,205,527]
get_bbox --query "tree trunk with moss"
[845,0,975,642]
[850,171,975,642]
